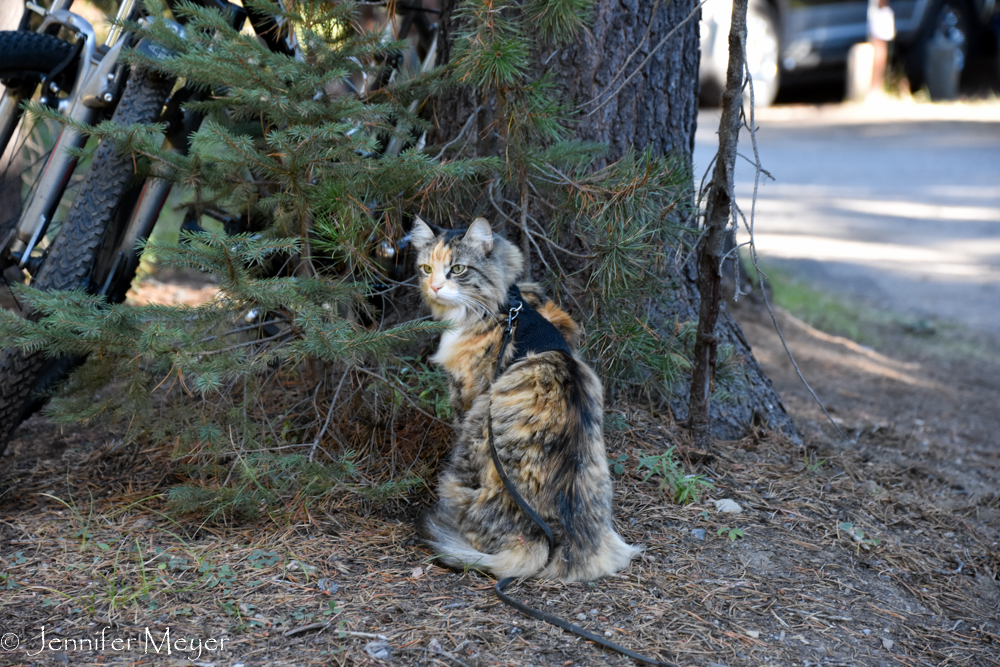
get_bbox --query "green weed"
[637,447,713,505]
[607,453,628,475]
[40,491,98,547]
[248,549,282,569]
[804,452,826,474]
[717,526,744,541]
[838,521,880,550]
[399,357,452,421]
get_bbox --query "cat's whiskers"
[464,295,497,321]
[451,293,496,324]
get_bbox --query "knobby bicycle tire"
[0,31,75,81]
[0,65,173,461]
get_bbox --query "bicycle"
[0,0,438,458]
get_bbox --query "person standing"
[868,0,896,95]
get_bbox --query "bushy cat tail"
[421,515,549,579]
[539,530,641,582]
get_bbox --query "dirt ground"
[1,280,999,667]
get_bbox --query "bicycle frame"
[1,0,134,267]
[2,0,437,297]
[0,0,228,290]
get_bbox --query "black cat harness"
[487,285,677,667]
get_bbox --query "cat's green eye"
[450,265,466,275]
[419,264,432,274]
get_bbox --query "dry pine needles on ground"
[1,392,999,667]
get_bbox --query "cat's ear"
[464,217,494,254]
[410,216,436,248]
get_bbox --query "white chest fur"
[431,327,462,367]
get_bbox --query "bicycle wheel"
[0,65,173,459]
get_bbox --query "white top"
[868,5,896,42]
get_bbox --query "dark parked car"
[700,0,1000,105]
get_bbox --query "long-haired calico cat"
[412,216,638,582]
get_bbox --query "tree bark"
[434,0,800,444]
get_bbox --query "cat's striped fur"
[413,217,638,582]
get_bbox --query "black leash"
[486,293,677,667]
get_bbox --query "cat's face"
[410,217,523,321]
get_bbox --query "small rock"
[589,609,599,616]
[365,640,393,661]
[691,528,707,541]
[863,628,872,635]
[411,566,424,579]
[745,630,760,639]
[714,499,742,514]
[882,638,894,650]
[576,613,587,621]
[604,630,613,638]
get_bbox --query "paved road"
[694,102,1000,332]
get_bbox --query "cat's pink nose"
[430,285,441,293]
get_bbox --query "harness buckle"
[505,299,523,335]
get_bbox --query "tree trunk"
[434,0,800,444]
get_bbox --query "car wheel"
[745,0,781,108]
[905,0,973,91]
